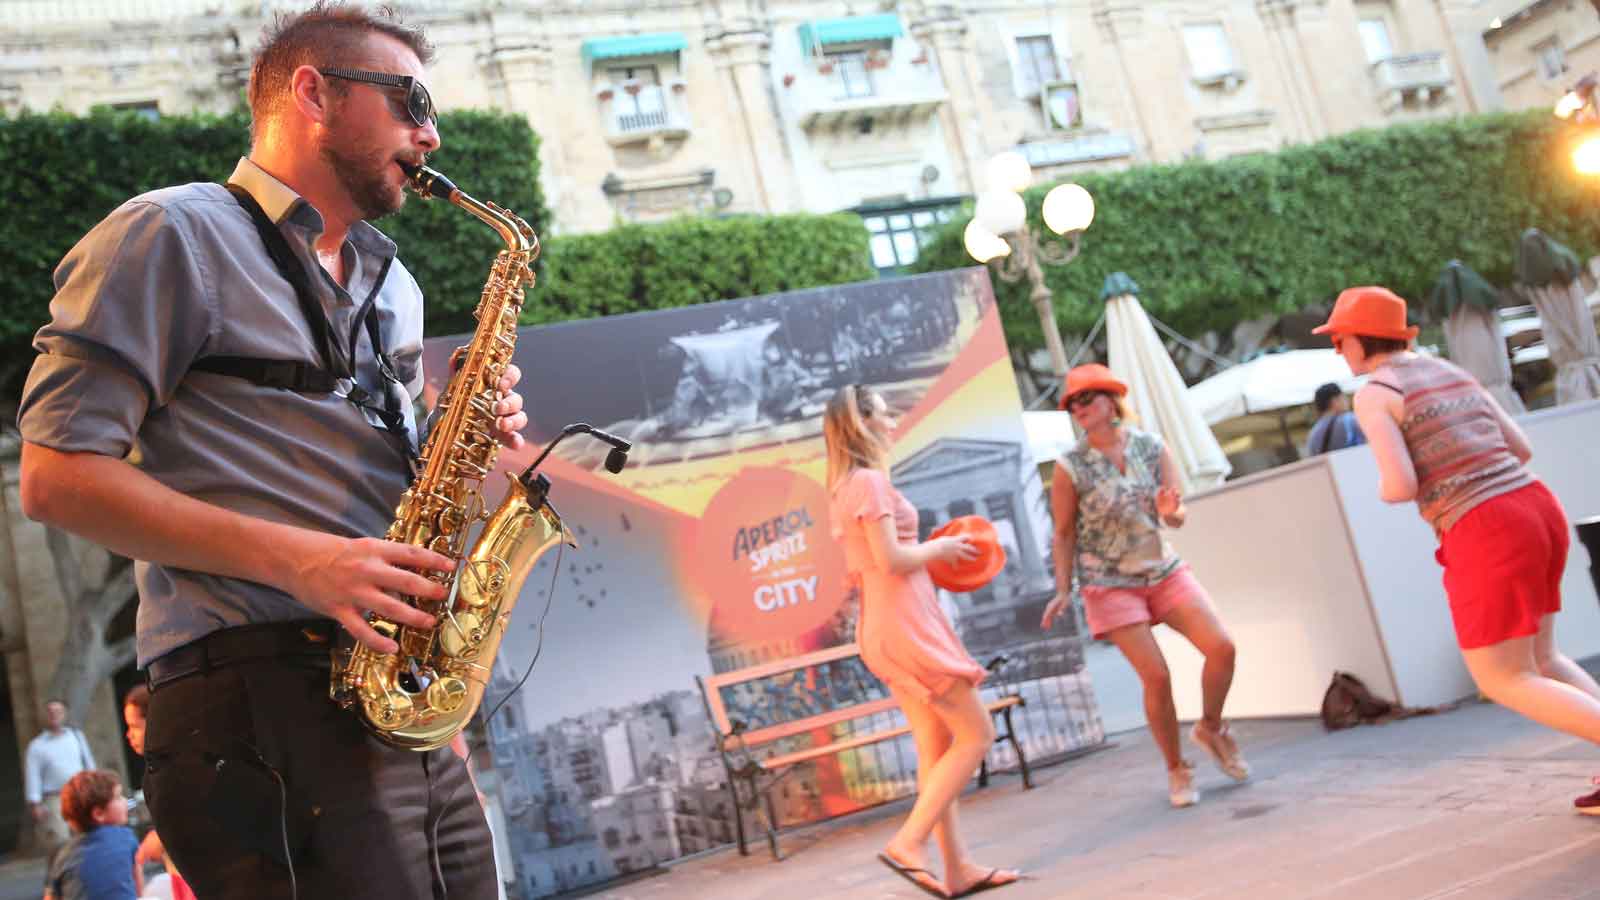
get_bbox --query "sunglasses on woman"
[1065,391,1102,411]
[318,68,437,127]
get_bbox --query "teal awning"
[798,14,904,55]
[582,32,687,66]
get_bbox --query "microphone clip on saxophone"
[521,423,632,483]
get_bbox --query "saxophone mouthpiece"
[397,160,458,200]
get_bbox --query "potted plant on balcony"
[595,84,615,102]
[816,59,835,75]
[864,48,889,70]
[622,78,643,96]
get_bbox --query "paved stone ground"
[590,697,1600,900]
[4,691,1599,900]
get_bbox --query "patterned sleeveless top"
[1058,427,1182,589]
[1376,354,1533,534]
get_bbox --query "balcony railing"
[1371,52,1453,112]
[603,84,692,146]
[788,53,947,132]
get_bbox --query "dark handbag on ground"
[1320,671,1449,730]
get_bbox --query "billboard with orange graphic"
[424,268,1104,899]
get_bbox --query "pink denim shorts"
[1081,565,1212,639]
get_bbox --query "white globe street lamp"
[973,189,1027,237]
[963,220,1012,263]
[1042,183,1095,236]
[962,152,1095,380]
[984,150,1034,194]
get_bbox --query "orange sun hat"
[1312,286,1420,343]
[1057,363,1128,410]
[926,516,1007,593]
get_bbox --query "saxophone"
[330,162,573,751]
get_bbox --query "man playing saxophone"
[16,3,520,896]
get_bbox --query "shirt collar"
[227,157,398,261]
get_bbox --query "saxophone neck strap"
[190,183,410,447]
[222,183,347,379]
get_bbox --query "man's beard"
[320,134,407,222]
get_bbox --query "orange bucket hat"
[926,516,1007,594]
[1057,363,1128,410]
[1312,286,1420,343]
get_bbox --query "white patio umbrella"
[1430,260,1525,414]
[1185,349,1364,425]
[1101,273,1232,492]
[1022,410,1077,464]
[1516,229,1600,404]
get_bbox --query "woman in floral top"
[1040,365,1251,808]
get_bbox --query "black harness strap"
[200,185,348,385]
[190,355,343,393]
[192,184,410,447]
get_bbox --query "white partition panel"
[1327,448,1470,708]
[1157,460,1397,718]
[1142,398,1600,721]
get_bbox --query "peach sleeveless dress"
[831,468,986,702]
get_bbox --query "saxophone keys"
[440,610,484,656]
[364,691,415,730]
[427,677,469,714]
[459,560,505,608]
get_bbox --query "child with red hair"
[44,769,142,900]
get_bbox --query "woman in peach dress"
[825,384,1020,899]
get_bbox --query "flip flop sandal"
[952,869,1022,898]
[877,852,948,898]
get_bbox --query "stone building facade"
[5,1,1563,270]
[1471,0,1600,114]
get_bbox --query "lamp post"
[1554,73,1600,175]
[962,151,1095,378]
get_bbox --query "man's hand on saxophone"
[489,362,528,450]
[285,535,452,655]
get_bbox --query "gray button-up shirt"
[18,158,426,667]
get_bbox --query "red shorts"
[1081,565,1212,639]
[1436,481,1569,650]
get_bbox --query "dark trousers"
[143,629,498,900]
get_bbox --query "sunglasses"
[318,68,437,127]
[1064,391,1101,411]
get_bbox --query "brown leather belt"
[145,620,337,692]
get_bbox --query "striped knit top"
[1375,354,1533,534]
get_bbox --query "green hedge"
[0,106,547,385]
[526,214,876,326]
[913,111,1600,352]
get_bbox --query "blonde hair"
[1112,394,1134,425]
[823,385,889,490]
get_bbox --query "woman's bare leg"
[1105,623,1182,769]
[883,682,1018,894]
[1532,614,1600,701]
[1161,601,1237,731]
[1463,629,1600,744]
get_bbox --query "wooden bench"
[695,642,1032,859]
